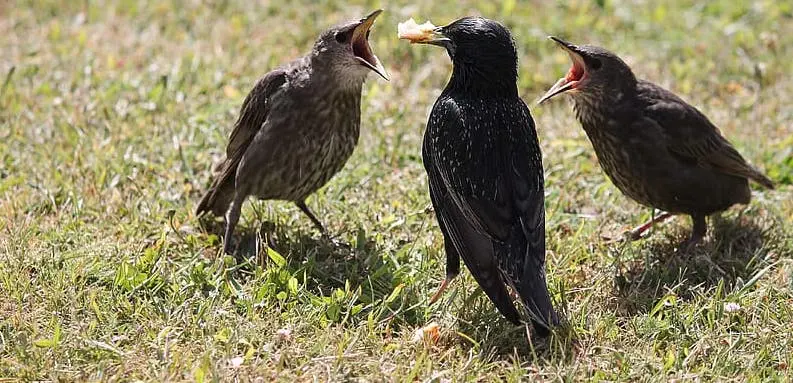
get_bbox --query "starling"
[196,10,388,254]
[400,17,558,334]
[539,37,774,249]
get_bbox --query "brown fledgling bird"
[539,37,774,249]
[196,10,388,254]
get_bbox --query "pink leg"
[626,211,674,240]
[428,276,453,305]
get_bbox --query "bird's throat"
[447,64,518,97]
[572,94,613,131]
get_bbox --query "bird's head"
[400,16,518,91]
[538,37,636,104]
[313,9,389,84]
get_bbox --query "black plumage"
[196,10,388,254]
[539,37,774,248]
[402,17,558,334]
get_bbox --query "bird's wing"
[196,69,287,216]
[640,81,774,189]
[211,69,288,189]
[497,103,556,331]
[426,160,522,324]
[425,98,555,330]
[223,69,287,173]
[426,99,511,241]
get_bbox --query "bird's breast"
[293,92,361,194]
[578,116,655,207]
[247,89,362,201]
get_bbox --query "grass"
[1,0,792,380]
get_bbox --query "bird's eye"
[335,31,348,43]
[590,58,603,70]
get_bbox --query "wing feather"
[196,69,287,215]
[640,81,773,189]
[424,97,557,331]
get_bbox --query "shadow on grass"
[205,218,381,287]
[613,214,774,315]
[203,217,578,361]
[200,216,429,326]
[440,289,577,364]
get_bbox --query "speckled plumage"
[419,17,558,335]
[542,39,774,247]
[231,57,362,203]
[196,11,386,254]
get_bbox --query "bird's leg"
[295,200,327,234]
[626,210,673,240]
[223,194,244,255]
[679,214,707,252]
[428,276,453,305]
[429,245,460,304]
[603,210,674,244]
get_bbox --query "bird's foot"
[676,234,704,255]
[601,231,636,245]
[319,230,352,251]
[699,254,725,275]
[601,229,643,245]
[257,221,278,249]
[223,239,237,256]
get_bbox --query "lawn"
[1,0,792,381]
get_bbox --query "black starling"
[196,10,388,254]
[400,17,558,334]
[539,37,774,249]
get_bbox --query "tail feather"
[196,176,235,217]
[749,168,774,190]
[497,220,558,336]
[515,275,559,336]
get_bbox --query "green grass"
[2,0,792,380]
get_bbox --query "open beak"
[352,9,389,81]
[538,36,588,104]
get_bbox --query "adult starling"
[196,10,388,254]
[539,37,774,249]
[400,17,558,334]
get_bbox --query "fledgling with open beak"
[400,17,559,336]
[196,10,388,255]
[539,36,773,250]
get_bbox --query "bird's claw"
[675,236,703,255]
[601,229,641,245]
[223,240,236,256]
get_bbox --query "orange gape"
[566,61,585,83]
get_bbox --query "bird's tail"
[196,174,235,217]
[748,167,775,190]
[498,225,559,336]
[514,265,559,336]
